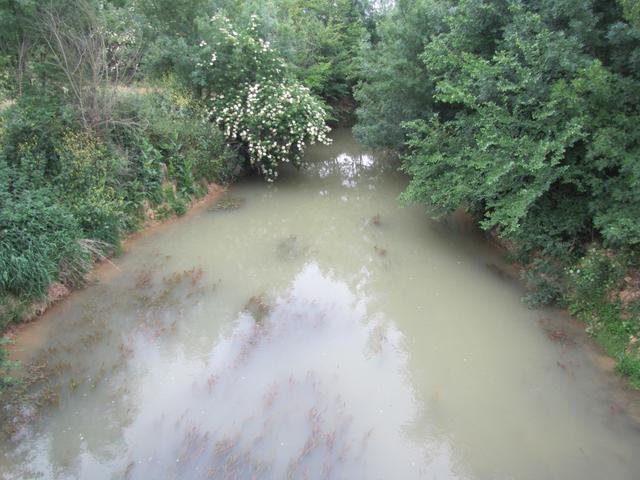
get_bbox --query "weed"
[208,194,245,212]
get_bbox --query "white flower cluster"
[196,16,332,181]
[209,80,331,181]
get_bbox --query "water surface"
[2,129,640,479]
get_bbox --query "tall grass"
[0,80,242,389]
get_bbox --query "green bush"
[359,0,640,260]
[617,355,640,389]
[54,132,127,245]
[567,249,625,307]
[562,248,640,386]
[0,78,240,319]
[0,187,89,299]
[0,94,76,176]
[523,258,566,307]
[184,15,331,181]
[354,0,446,150]
[114,79,241,197]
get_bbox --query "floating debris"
[135,269,153,289]
[546,329,576,346]
[276,234,308,261]
[244,295,271,324]
[208,195,245,212]
[373,245,387,257]
[538,318,576,346]
[163,267,203,288]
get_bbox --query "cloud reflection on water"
[121,262,458,479]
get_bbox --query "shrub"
[54,132,127,245]
[617,354,640,389]
[114,79,241,196]
[567,249,625,307]
[187,15,331,181]
[523,258,565,307]
[0,187,89,299]
[0,91,78,173]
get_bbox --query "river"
[1,129,640,479]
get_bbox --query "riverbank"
[0,173,234,390]
[3,129,640,479]
[441,210,640,395]
[2,183,228,343]
[2,183,229,368]
[484,229,640,390]
[0,78,244,391]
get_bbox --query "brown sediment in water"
[542,309,640,425]
[3,184,227,362]
[481,219,640,397]
[1,260,212,438]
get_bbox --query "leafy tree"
[187,14,331,180]
[257,0,368,103]
[620,0,640,29]
[354,0,449,150]
[205,0,371,121]
[356,0,640,383]
[399,1,640,257]
[135,0,208,37]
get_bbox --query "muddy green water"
[2,129,640,479]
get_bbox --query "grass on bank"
[533,247,640,388]
[0,79,242,387]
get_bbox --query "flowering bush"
[192,15,331,180]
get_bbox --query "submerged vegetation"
[0,0,371,387]
[1,0,639,389]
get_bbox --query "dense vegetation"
[0,0,370,386]
[1,0,639,389]
[356,0,640,386]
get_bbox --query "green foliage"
[163,186,188,216]
[563,249,639,388]
[0,183,89,299]
[55,132,127,244]
[1,94,77,175]
[0,76,240,326]
[0,53,11,98]
[566,249,625,307]
[394,1,640,257]
[138,0,370,122]
[0,338,17,389]
[135,79,242,188]
[523,258,565,307]
[357,0,640,386]
[617,355,640,389]
[136,0,208,38]
[358,0,640,255]
[0,0,39,96]
[354,0,447,150]
[244,0,369,104]
[620,0,640,29]
[578,294,640,388]
[185,14,331,180]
